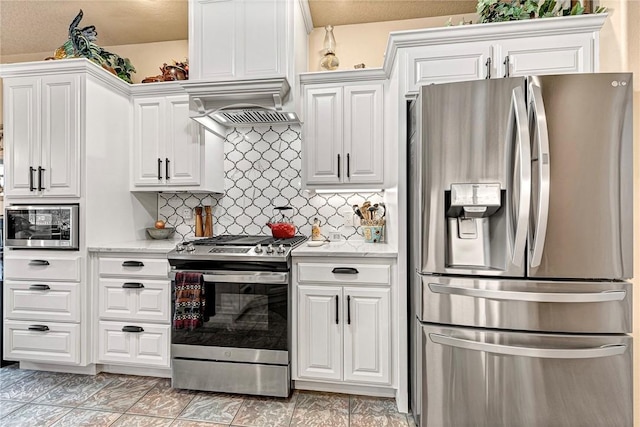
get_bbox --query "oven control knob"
[255,244,263,254]
[186,243,196,252]
[266,244,275,254]
[175,244,185,252]
[277,244,286,254]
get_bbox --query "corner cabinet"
[391,14,606,95]
[130,83,224,193]
[3,74,80,198]
[293,257,397,390]
[301,70,385,189]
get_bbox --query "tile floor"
[0,364,416,427]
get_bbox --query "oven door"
[171,271,290,365]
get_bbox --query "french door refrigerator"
[408,73,633,427]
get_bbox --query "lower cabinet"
[4,320,81,364]
[295,260,392,387]
[94,252,171,369]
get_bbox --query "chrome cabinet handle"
[509,86,531,268]
[122,326,144,333]
[37,166,45,191]
[528,81,551,268]
[428,283,627,303]
[29,166,36,191]
[485,57,492,79]
[165,158,170,180]
[337,154,341,179]
[503,56,510,77]
[28,259,50,266]
[332,267,359,275]
[29,284,51,291]
[429,333,627,359]
[157,158,162,180]
[28,325,50,332]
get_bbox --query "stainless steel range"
[168,235,306,397]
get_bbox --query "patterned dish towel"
[173,272,206,330]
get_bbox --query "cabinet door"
[498,33,594,77]
[132,97,165,187]
[343,84,384,184]
[405,42,492,94]
[343,287,391,385]
[241,0,286,77]
[190,0,237,80]
[98,321,169,367]
[304,86,343,185]
[165,96,201,186]
[4,78,40,197]
[297,285,342,381]
[40,74,80,197]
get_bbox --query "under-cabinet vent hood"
[179,77,300,133]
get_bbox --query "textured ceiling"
[0,0,478,57]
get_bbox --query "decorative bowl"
[146,227,176,240]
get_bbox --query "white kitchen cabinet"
[189,0,287,81]
[4,320,81,364]
[295,260,392,386]
[391,14,605,95]
[95,252,171,369]
[3,74,80,198]
[130,85,224,193]
[301,71,385,188]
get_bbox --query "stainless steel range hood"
[180,77,300,134]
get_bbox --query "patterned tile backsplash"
[158,125,384,240]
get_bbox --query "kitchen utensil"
[353,205,364,219]
[146,227,176,240]
[266,206,296,238]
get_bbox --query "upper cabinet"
[130,84,224,193]
[189,0,306,83]
[385,14,606,95]
[4,74,80,198]
[301,70,385,189]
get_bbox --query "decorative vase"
[320,25,339,71]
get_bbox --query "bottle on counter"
[195,206,204,237]
[311,217,322,241]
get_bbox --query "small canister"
[311,217,323,241]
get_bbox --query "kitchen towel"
[173,272,206,330]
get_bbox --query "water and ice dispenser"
[445,183,505,269]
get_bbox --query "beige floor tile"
[178,393,244,424]
[78,375,159,412]
[128,378,196,418]
[0,372,73,402]
[171,420,229,427]
[231,394,297,427]
[289,408,349,427]
[34,373,114,407]
[350,395,400,414]
[111,414,174,427]
[0,400,26,417]
[294,390,349,412]
[52,408,122,427]
[350,413,409,427]
[0,403,71,427]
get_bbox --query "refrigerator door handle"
[510,86,531,268]
[528,82,551,268]
[429,334,627,359]
[428,283,627,303]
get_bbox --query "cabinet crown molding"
[383,13,607,75]
[300,68,387,85]
[0,58,131,97]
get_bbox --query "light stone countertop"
[87,239,181,254]
[291,239,397,258]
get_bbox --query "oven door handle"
[170,271,289,284]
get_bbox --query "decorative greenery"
[477,0,606,23]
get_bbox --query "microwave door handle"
[528,82,551,268]
[429,334,627,359]
[510,86,531,268]
[428,283,627,303]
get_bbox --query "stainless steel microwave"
[4,205,79,250]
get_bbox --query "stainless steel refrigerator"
[408,74,633,427]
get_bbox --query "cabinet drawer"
[99,257,169,278]
[4,256,81,282]
[98,278,170,323]
[97,321,170,367]
[5,281,80,322]
[4,321,80,364]
[297,263,390,285]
